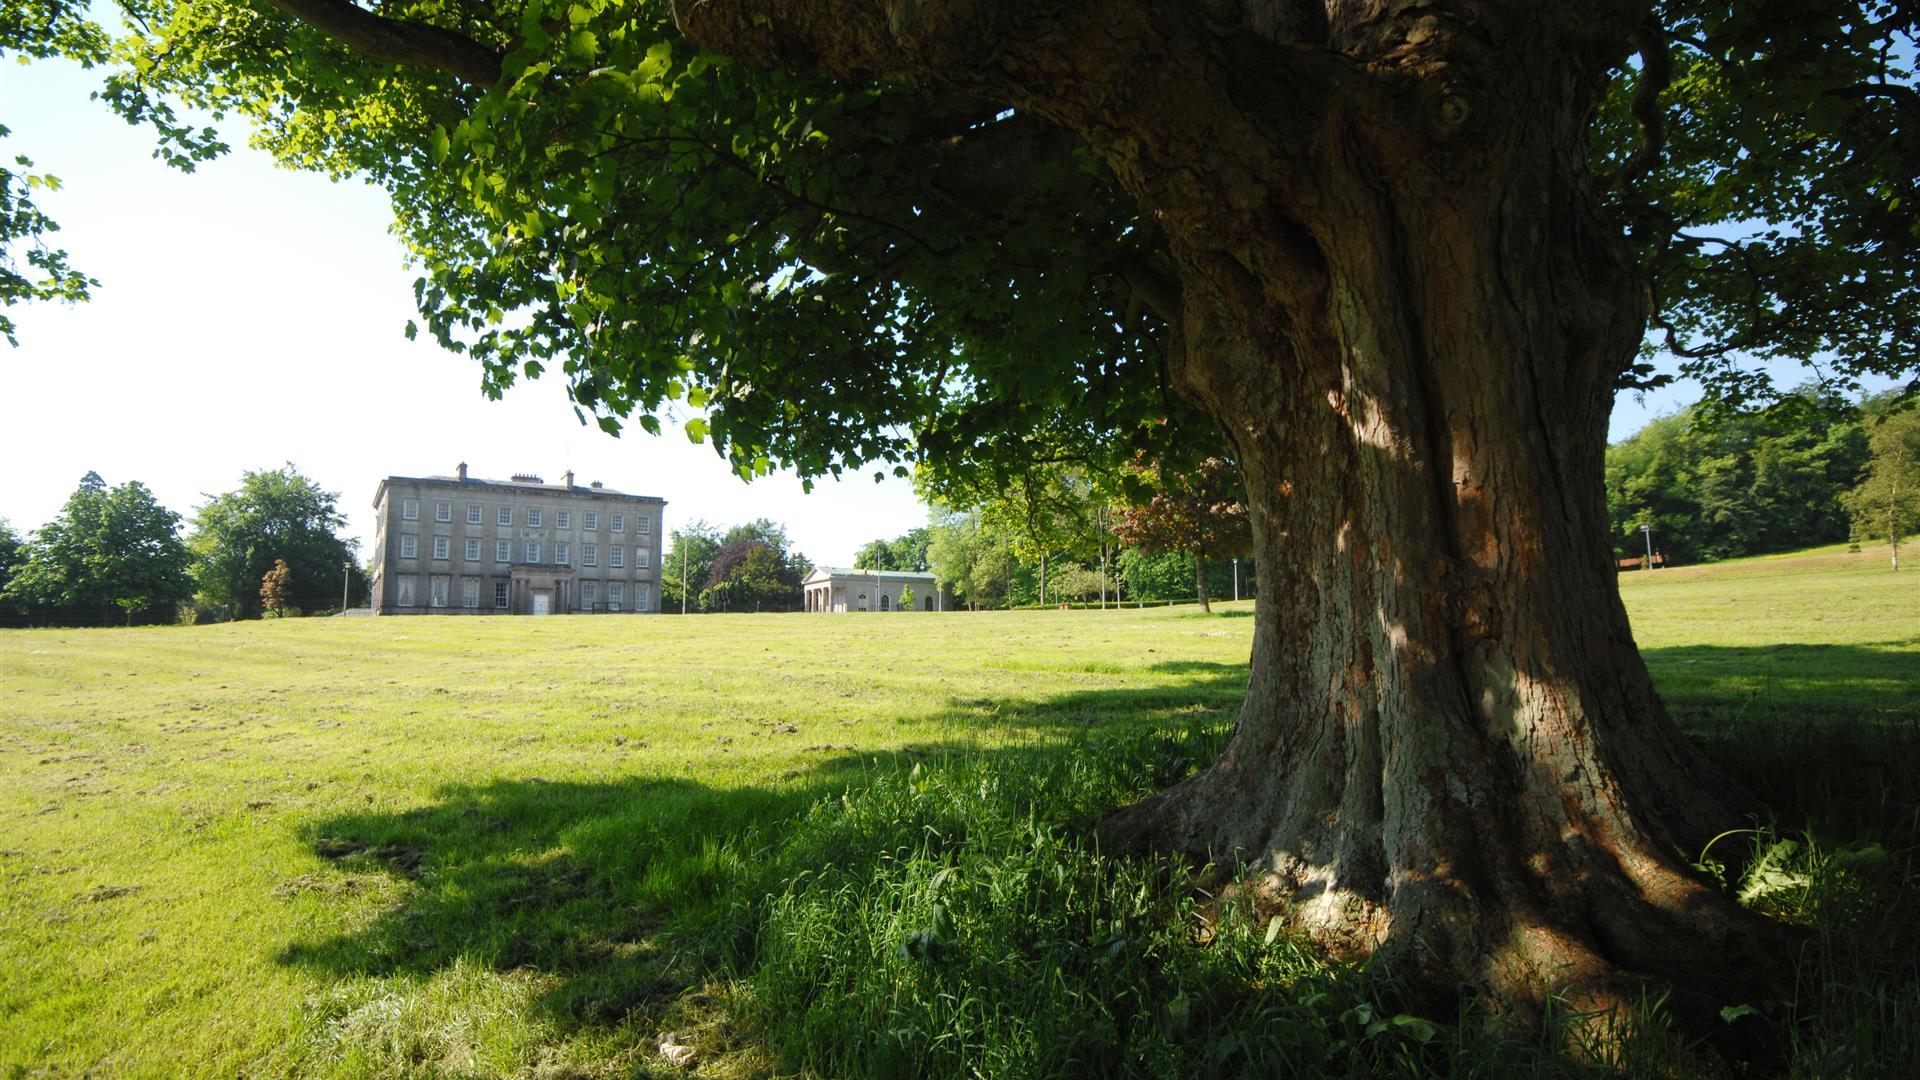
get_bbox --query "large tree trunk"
[1081,18,1785,1024]
[1192,552,1210,614]
[674,0,1784,1029]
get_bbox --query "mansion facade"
[371,464,665,615]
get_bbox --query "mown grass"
[1,546,1915,1077]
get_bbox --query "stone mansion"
[370,464,665,615]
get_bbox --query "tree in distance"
[2,472,194,625]
[0,518,24,615]
[897,583,915,611]
[702,535,806,612]
[853,527,931,573]
[921,465,1104,608]
[259,558,294,616]
[1110,457,1251,615]
[13,0,1920,1029]
[925,509,1016,612]
[662,520,724,613]
[1845,404,1920,572]
[189,465,361,618]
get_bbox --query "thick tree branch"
[262,0,504,87]
[1115,254,1182,326]
[1833,82,1920,127]
[1619,13,1671,187]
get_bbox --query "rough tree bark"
[674,0,1788,1027]
[1192,552,1211,614]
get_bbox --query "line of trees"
[1606,388,1919,567]
[1,465,367,627]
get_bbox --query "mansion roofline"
[374,462,663,507]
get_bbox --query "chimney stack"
[591,480,603,489]
[561,468,575,488]
[456,462,468,481]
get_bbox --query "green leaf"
[685,417,710,444]
[1390,1015,1439,1043]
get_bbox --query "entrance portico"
[508,564,576,615]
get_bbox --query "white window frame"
[636,548,650,569]
[401,498,419,521]
[556,511,571,530]
[584,512,598,530]
[462,578,480,609]
[555,543,570,566]
[494,580,509,609]
[638,515,651,535]
[400,535,417,559]
[467,503,483,524]
[529,508,543,527]
[582,581,598,604]
[608,583,623,611]
[612,514,625,533]
[527,541,542,564]
[496,539,511,563]
[430,576,449,608]
[432,536,450,560]
[611,546,624,569]
[397,575,416,606]
[465,538,481,561]
[636,584,651,612]
[584,544,597,568]
[498,506,513,526]
[435,501,452,523]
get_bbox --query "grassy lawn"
[2,548,1915,1077]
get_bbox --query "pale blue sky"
[0,54,1752,560]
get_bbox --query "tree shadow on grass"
[274,667,1252,1041]
[270,640,1919,1053]
[1643,639,1920,840]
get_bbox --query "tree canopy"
[664,517,809,611]
[924,508,1015,611]
[3,1,1914,478]
[1109,456,1250,612]
[852,527,929,573]
[702,533,806,611]
[0,518,25,615]
[2,471,195,624]
[188,464,362,617]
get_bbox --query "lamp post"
[341,561,352,611]
[1640,523,1654,570]
[1232,558,1240,602]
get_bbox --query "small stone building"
[801,567,946,612]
